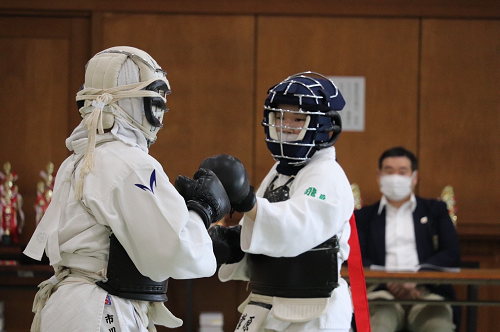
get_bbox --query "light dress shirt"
[378,194,419,271]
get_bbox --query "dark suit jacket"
[354,196,461,300]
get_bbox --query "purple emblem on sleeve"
[135,169,157,194]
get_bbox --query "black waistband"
[96,233,168,302]
[248,236,340,298]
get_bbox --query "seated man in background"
[354,146,460,332]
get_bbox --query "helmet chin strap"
[110,103,159,143]
[74,93,113,199]
[276,159,307,176]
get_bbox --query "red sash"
[348,213,371,332]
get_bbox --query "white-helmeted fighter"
[200,72,355,332]
[24,46,230,332]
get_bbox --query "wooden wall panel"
[0,15,90,332]
[0,16,90,244]
[1,0,500,18]
[100,13,256,183]
[419,19,500,230]
[0,29,70,247]
[255,17,420,205]
[419,20,500,331]
[0,288,38,331]
[0,4,498,332]
[100,13,255,332]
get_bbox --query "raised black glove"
[208,224,244,266]
[175,168,231,228]
[200,154,256,213]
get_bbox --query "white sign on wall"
[328,76,365,132]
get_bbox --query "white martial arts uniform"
[219,147,354,332]
[25,133,216,332]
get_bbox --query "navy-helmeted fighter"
[201,72,355,332]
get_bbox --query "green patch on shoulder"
[304,187,326,200]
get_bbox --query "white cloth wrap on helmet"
[70,46,169,199]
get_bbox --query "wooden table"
[343,267,500,332]
[0,264,53,290]
[2,264,500,332]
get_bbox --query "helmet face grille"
[262,72,345,166]
[143,80,171,128]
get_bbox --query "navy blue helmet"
[262,72,345,174]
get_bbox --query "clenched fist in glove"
[200,154,256,213]
[208,224,244,267]
[175,168,231,229]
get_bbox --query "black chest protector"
[96,233,168,302]
[248,175,340,298]
[263,175,294,202]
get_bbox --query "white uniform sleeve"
[241,160,354,258]
[87,161,216,282]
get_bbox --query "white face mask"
[380,173,414,201]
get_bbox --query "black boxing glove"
[200,154,256,213]
[208,224,244,266]
[175,168,231,228]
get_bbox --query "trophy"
[35,162,55,226]
[440,185,457,227]
[40,162,55,189]
[0,162,24,245]
[351,183,363,210]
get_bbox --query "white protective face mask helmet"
[73,46,171,199]
[76,46,171,147]
[380,173,415,202]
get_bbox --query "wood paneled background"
[0,1,499,331]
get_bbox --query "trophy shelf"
[0,244,52,289]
